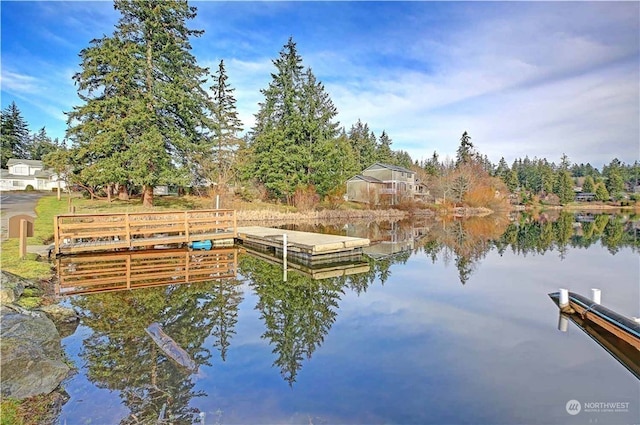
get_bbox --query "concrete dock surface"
[236,226,370,254]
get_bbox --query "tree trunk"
[118,184,129,201]
[107,183,112,203]
[142,185,154,208]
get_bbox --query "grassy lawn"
[1,194,69,280]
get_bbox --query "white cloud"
[0,71,40,94]
[312,2,640,166]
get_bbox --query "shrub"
[325,185,346,210]
[25,184,35,192]
[293,185,320,212]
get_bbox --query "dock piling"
[559,288,569,308]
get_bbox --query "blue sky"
[1,1,639,169]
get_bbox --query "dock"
[236,226,370,263]
[549,290,640,349]
[549,290,640,379]
[54,209,236,255]
[241,246,370,280]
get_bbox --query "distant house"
[346,163,428,205]
[0,159,66,192]
[575,192,596,202]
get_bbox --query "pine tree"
[205,59,243,188]
[455,131,474,166]
[249,38,341,202]
[506,169,519,192]
[393,150,413,169]
[1,102,30,167]
[495,157,509,180]
[559,153,571,171]
[29,127,63,160]
[424,151,440,176]
[554,170,575,204]
[67,0,214,206]
[582,175,595,193]
[347,119,377,170]
[595,183,610,201]
[299,67,340,185]
[603,159,624,198]
[376,131,393,164]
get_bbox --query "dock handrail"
[54,209,236,255]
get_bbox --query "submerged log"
[145,322,197,372]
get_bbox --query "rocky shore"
[0,271,78,400]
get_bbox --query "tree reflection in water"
[72,278,243,424]
[416,212,639,284]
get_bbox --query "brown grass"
[236,208,408,225]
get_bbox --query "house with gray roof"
[346,163,429,205]
[0,159,66,191]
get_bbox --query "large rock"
[0,271,30,304]
[37,304,80,339]
[0,305,71,399]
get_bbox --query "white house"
[0,159,66,192]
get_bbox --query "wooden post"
[216,195,220,210]
[54,216,59,255]
[591,288,601,305]
[68,197,72,212]
[57,180,61,201]
[19,219,27,259]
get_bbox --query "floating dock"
[236,226,370,263]
[549,290,640,379]
[241,245,370,280]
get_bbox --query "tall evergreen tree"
[299,67,340,183]
[1,102,30,167]
[559,153,571,171]
[424,151,440,176]
[348,119,377,170]
[249,38,341,202]
[505,169,519,192]
[393,150,414,169]
[376,131,393,164]
[455,131,474,166]
[495,157,509,180]
[554,170,575,204]
[201,59,243,188]
[595,183,610,201]
[582,175,595,193]
[67,0,214,206]
[28,127,63,160]
[603,158,625,198]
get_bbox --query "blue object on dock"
[190,240,212,250]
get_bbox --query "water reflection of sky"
[60,243,639,424]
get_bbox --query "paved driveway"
[0,192,47,240]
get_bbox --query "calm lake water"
[57,212,639,424]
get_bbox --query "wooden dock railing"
[54,209,236,255]
[56,248,237,295]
